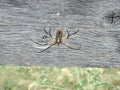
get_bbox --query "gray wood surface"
[0,0,120,67]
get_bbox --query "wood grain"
[0,0,120,67]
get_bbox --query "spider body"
[55,29,63,45]
[28,28,81,53]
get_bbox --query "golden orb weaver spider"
[28,28,81,53]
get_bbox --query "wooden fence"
[0,0,120,67]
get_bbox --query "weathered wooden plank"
[0,0,120,67]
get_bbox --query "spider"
[28,28,81,53]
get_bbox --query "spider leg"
[49,28,52,38]
[27,34,48,45]
[44,28,52,38]
[62,36,68,40]
[61,42,81,50]
[44,27,49,34]
[37,43,56,53]
[66,29,79,39]
[48,41,56,45]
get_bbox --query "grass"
[0,66,120,90]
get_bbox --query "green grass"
[0,66,120,90]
